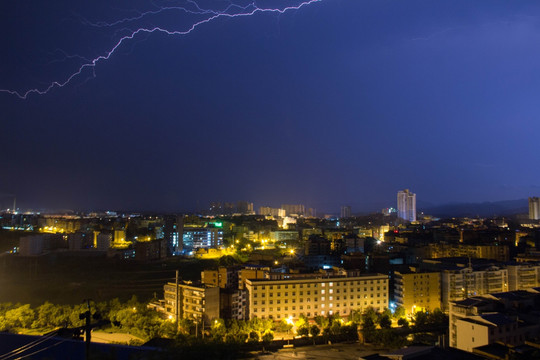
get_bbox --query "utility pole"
[80,299,92,360]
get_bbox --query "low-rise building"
[427,244,509,262]
[182,227,223,251]
[394,269,441,316]
[201,266,238,289]
[163,281,220,322]
[507,263,540,291]
[244,274,388,321]
[449,290,540,352]
[441,266,508,310]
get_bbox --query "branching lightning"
[1,0,322,99]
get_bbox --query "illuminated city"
[2,0,540,359]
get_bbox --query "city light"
[286,316,294,325]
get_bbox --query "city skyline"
[2,0,540,212]
[0,189,536,215]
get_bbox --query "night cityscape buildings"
[3,0,540,359]
[3,194,540,358]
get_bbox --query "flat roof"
[245,274,387,284]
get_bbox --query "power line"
[10,340,67,360]
[0,331,58,360]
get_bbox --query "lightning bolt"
[1,0,323,99]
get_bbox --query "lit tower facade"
[397,189,416,222]
[529,197,540,220]
[340,206,351,218]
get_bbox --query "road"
[253,342,388,360]
[91,330,144,344]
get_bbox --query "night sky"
[1,0,540,213]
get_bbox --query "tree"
[349,309,363,324]
[178,318,195,335]
[379,314,392,329]
[210,319,226,342]
[393,306,406,320]
[248,317,273,338]
[309,324,320,338]
[340,323,358,341]
[159,319,178,338]
[314,315,330,330]
[361,310,377,343]
[33,302,57,328]
[5,304,35,329]
[275,319,293,333]
[248,331,259,343]
[397,318,409,328]
[297,326,309,337]
[380,307,393,319]
[224,319,249,344]
[412,311,429,332]
[295,314,309,337]
[428,308,448,330]
[309,325,320,345]
[362,307,378,325]
[261,330,274,343]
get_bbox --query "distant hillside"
[421,199,528,218]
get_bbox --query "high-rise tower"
[529,197,540,220]
[397,189,416,222]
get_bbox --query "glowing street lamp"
[286,316,294,325]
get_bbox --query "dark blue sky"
[1,0,540,213]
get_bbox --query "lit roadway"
[253,342,389,360]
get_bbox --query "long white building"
[244,274,388,321]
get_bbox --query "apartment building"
[163,281,220,322]
[449,290,540,352]
[201,266,238,289]
[244,274,388,321]
[507,263,540,291]
[394,270,441,316]
[427,244,509,262]
[441,266,508,310]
